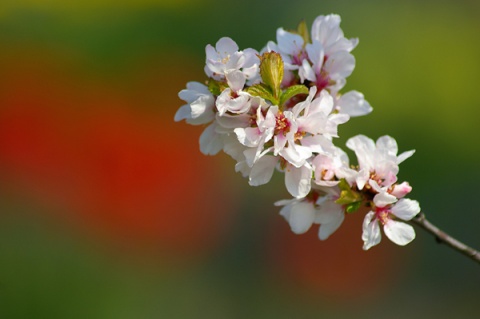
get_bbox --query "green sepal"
[335,179,364,213]
[345,201,363,214]
[207,79,228,96]
[245,84,278,105]
[259,52,284,99]
[296,20,310,46]
[279,84,309,107]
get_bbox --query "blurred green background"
[0,0,479,318]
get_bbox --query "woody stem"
[411,213,480,265]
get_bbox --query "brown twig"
[411,213,480,265]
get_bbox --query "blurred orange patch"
[267,206,410,300]
[0,47,237,261]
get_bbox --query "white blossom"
[176,14,422,253]
[362,192,420,250]
[346,135,415,190]
[205,37,259,83]
[175,82,215,125]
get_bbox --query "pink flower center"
[292,50,308,66]
[316,70,331,92]
[375,207,391,225]
[275,113,291,136]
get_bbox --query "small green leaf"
[259,52,284,99]
[296,20,310,46]
[279,84,309,106]
[337,178,352,192]
[335,179,363,206]
[207,79,228,96]
[245,84,278,104]
[345,201,362,214]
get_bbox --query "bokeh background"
[0,0,479,318]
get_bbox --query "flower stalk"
[411,213,480,264]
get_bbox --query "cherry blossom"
[216,70,252,116]
[362,192,420,250]
[175,82,215,125]
[346,135,415,190]
[175,14,423,253]
[205,37,260,83]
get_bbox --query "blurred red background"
[0,48,236,261]
[0,1,479,318]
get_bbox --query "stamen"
[275,113,291,136]
[221,55,231,64]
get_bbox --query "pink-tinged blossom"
[205,37,260,83]
[310,14,358,55]
[216,70,252,116]
[269,87,349,168]
[312,145,354,187]
[231,87,349,197]
[297,14,358,93]
[263,28,307,87]
[233,99,275,164]
[390,181,412,198]
[175,82,215,125]
[264,29,305,68]
[299,44,355,93]
[346,135,415,190]
[362,192,420,250]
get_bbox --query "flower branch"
[411,213,480,264]
[174,14,479,266]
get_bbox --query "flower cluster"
[175,14,421,250]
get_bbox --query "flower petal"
[299,59,316,83]
[362,211,381,250]
[288,201,316,234]
[346,135,375,171]
[199,123,223,155]
[277,28,304,56]
[376,135,398,155]
[373,191,397,208]
[397,150,415,164]
[390,182,412,198]
[391,198,421,221]
[174,104,191,122]
[215,37,239,55]
[285,164,312,198]
[316,201,344,240]
[318,212,344,240]
[225,70,246,92]
[324,51,355,79]
[336,90,372,117]
[248,155,278,186]
[383,220,415,246]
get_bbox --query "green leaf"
[259,52,284,99]
[337,178,353,192]
[335,179,363,207]
[345,201,363,214]
[207,79,229,96]
[245,84,278,104]
[296,20,310,46]
[279,84,309,106]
